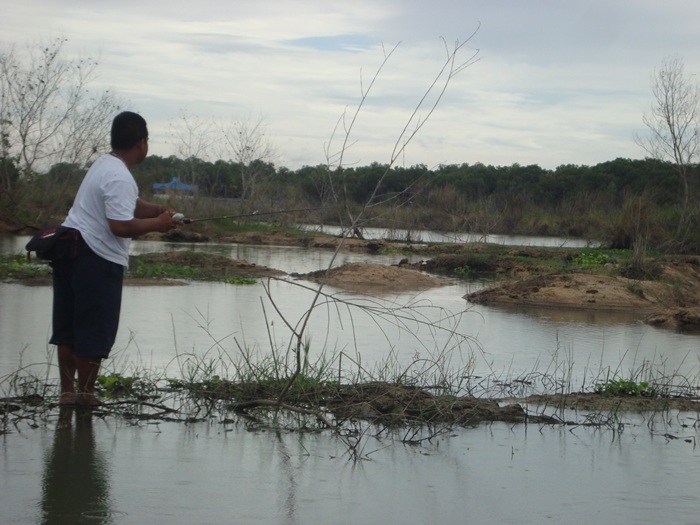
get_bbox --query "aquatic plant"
[128,259,201,279]
[573,249,615,268]
[0,254,51,281]
[595,378,658,397]
[96,373,139,397]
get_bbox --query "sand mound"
[301,262,448,293]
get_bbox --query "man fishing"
[51,111,181,406]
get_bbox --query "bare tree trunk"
[635,55,700,240]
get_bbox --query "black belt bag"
[25,225,87,262]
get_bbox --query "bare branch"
[634,54,700,234]
[0,37,123,175]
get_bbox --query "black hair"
[110,111,148,150]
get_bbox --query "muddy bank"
[509,392,700,413]
[297,262,449,293]
[132,251,285,280]
[4,381,696,433]
[292,241,700,328]
[459,256,700,332]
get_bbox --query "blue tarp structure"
[152,177,199,192]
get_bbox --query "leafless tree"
[0,37,121,177]
[271,33,482,407]
[169,111,218,162]
[167,111,219,201]
[324,36,481,239]
[635,55,700,234]
[219,114,278,206]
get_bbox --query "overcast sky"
[3,0,700,170]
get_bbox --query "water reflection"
[0,416,696,525]
[41,407,113,524]
[482,302,642,326]
[298,224,599,247]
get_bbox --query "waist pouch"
[25,225,88,262]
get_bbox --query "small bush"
[97,373,139,396]
[595,378,658,397]
[573,250,614,268]
[0,255,51,281]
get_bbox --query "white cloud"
[3,0,700,169]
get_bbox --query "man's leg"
[76,356,103,406]
[57,344,78,405]
[52,258,78,405]
[71,251,122,407]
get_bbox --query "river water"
[1,232,699,524]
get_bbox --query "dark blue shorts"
[49,249,124,358]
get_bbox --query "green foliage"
[223,277,256,285]
[128,259,256,284]
[128,253,259,284]
[454,265,471,278]
[573,250,615,268]
[128,259,201,279]
[96,373,138,396]
[595,378,658,397]
[0,254,51,280]
[173,369,338,402]
[0,253,260,285]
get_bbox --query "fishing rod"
[172,206,326,225]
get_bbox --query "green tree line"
[5,153,700,253]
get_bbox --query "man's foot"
[76,393,103,407]
[59,392,79,405]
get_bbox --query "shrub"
[595,378,658,397]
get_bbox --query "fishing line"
[173,206,328,224]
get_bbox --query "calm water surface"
[2,412,699,525]
[1,233,699,524]
[299,224,599,247]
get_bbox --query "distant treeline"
[126,156,687,209]
[125,156,683,204]
[30,155,686,202]
[8,155,700,251]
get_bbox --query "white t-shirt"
[63,154,138,267]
